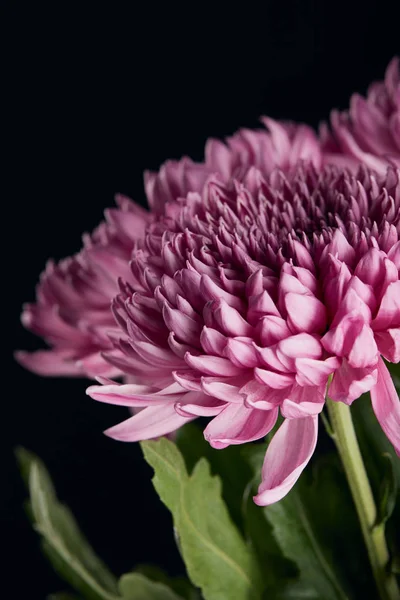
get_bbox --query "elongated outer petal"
[204,403,278,449]
[185,352,243,376]
[254,415,318,506]
[15,349,82,376]
[87,382,182,406]
[370,357,400,456]
[175,392,225,417]
[201,378,245,403]
[104,403,193,441]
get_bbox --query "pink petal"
[261,117,291,161]
[175,392,225,417]
[87,382,181,406]
[347,324,379,369]
[285,292,327,334]
[104,404,193,441]
[388,241,400,270]
[281,385,325,419]
[277,333,323,371]
[370,357,400,456]
[247,290,280,323]
[163,302,202,346]
[289,125,322,168]
[200,274,245,311]
[254,368,294,389]
[354,247,388,288]
[322,314,377,366]
[375,329,400,363]
[254,344,291,373]
[328,359,378,404]
[15,349,83,377]
[244,386,288,410]
[213,299,253,337]
[224,338,259,368]
[254,416,318,506]
[373,281,400,330]
[132,341,183,368]
[200,327,227,356]
[295,357,340,386]
[172,370,202,391]
[323,230,356,268]
[185,352,243,376]
[205,138,232,179]
[257,316,291,346]
[204,403,278,449]
[201,378,245,403]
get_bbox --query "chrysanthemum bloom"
[17,120,321,378]
[16,195,150,377]
[321,57,400,174]
[87,164,400,505]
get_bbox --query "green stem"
[326,399,399,600]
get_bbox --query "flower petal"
[285,292,327,334]
[15,349,83,377]
[175,392,225,417]
[373,281,400,330]
[295,357,340,386]
[281,385,325,419]
[185,352,243,376]
[204,403,278,449]
[87,382,181,406]
[375,329,400,363]
[254,416,318,506]
[104,404,193,441]
[328,359,377,404]
[370,357,400,456]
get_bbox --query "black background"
[3,2,400,598]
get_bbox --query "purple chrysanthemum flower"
[321,57,400,174]
[17,120,321,377]
[86,163,400,505]
[16,195,150,376]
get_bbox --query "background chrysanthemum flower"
[321,57,400,173]
[86,164,400,505]
[16,195,150,377]
[17,120,321,378]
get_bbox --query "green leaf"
[242,486,298,593]
[141,438,264,600]
[176,422,252,532]
[133,565,200,600]
[376,453,398,527]
[119,573,185,600]
[245,446,374,600]
[16,448,119,600]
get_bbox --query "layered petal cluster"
[145,118,322,214]
[18,119,321,378]
[321,57,400,174]
[87,164,400,504]
[17,195,150,377]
